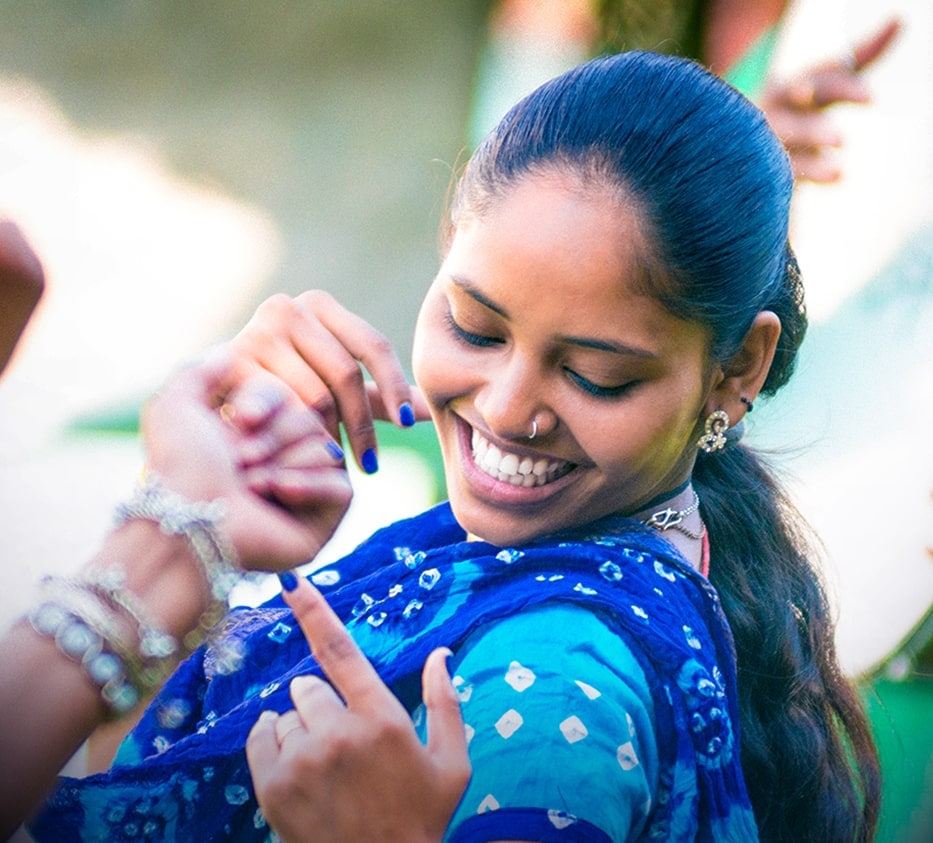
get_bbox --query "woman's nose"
[474,354,550,442]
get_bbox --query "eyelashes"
[444,309,636,400]
[564,369,636,399]
[444,310,503,348]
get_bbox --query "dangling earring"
[697,409,730,454]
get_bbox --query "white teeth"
[482,444,502,473]
[469,428,571,487]
[500,453,519,475]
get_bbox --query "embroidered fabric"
[31,503,757,842]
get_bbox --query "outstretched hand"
[760,17,901,182]
[229,291,432,474]
[142,351,353,571]
[246,577,470,843]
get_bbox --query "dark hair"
[453,52,879,842]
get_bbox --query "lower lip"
[455,418,577,507]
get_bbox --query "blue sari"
[31,503,758,841]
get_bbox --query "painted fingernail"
[325,440,344,460]
[361,448,379,475]
[399,402,416,428]
[278,570,299,592]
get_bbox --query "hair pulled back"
[454,52,879,842]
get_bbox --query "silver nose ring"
[528,420,538,440]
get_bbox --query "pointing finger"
[280,575,391,712]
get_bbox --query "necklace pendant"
[644,507,684,531]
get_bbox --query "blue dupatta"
[32,503,758,841]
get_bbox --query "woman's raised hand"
[142,351,353,571]
[230,291,432,474]
[760,17,900,183]
[246,576,470,843]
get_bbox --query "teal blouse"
[415,603,661,842]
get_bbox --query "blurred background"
[0,1,930,839]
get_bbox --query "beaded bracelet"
[84,566,178,662]
[28,597,141,717]
[32,571,189,714]
[113,472,242,642]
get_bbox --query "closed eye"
[444,310,504,348]
[565,368,637,399]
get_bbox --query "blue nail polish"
[325,440,344,460]
[278,571,299,592]
[361,448,379,475]
[399,402,416,428]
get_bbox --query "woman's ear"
[705,311,781,420]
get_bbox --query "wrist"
[88,520,209,642]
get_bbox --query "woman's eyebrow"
[562,335,658,359]
[450,276,509,318]
[450,275,657,359]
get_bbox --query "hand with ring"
[142,353,354,571]
[759,17,901,183]
[246,576,471,843]
[228,290,432,477]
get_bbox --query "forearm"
[0,521,208,836]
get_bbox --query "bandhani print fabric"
[31,502,759,842]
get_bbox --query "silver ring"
[840,48,858,72]
[528,420,538,440]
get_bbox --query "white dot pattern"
[437,604,657,840]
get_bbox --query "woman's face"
[412,172,716,546]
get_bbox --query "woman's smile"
[412,171,714,546]
[454,415,580,509]
[470,426,575,488]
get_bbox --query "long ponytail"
[695,444,880,841]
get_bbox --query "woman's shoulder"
[441,603,661,842]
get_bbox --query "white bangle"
[84,566,178,661]
[28,582,143,717]
[113,473,241,611]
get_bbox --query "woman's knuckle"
[368,331,393,357]
[315,631,359,665]
[309,390,337,418]
[331,360,364,391]
[297,289,333,311]
[258,292,297,320]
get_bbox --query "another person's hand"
[230,291,431,474]
[0,219,45,376]
[142,352,353,571]
[760,17,900,182]
[246,576,470,843]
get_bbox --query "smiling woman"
[28,51,879,843]
[413,174,719,550]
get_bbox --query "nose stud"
[528,420,538,440]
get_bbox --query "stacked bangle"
[29,587,143,717]
[25,475,242,718]
[84,566,178,661]
[112,472,243,647]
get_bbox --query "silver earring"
[528,420,538,440]
[697,409,730,453]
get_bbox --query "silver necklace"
[640,490,706,540]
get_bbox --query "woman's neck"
[630,483,706,570]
